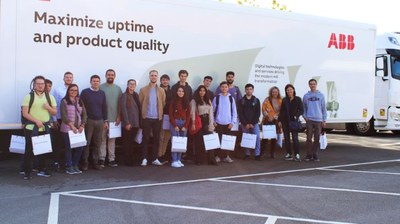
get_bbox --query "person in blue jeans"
[169,86,191,168]
[60,84,87,174]
[237,83,261,160]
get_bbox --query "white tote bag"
[262,125,277,139]
[9,135,25,154]
[220,134,236,151]
[108,122,122,138]
[32,134,52,155]
[320,133,328,150]
[68,130,87,148]
[203,133,220,151]
[171,136,188,152]
[240,133,257,149]
[135,128,143,144]
[162,114,170,130]
[276,133,283,148]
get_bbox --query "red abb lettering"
[328,33,355,50]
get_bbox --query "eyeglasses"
[69,89,78,92]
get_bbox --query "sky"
[221,0,398,34]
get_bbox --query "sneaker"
[73,166,82,174]
[294,154,301,162]
[304,154,312,162]
[178,160,184,167]
[19,170,25,175]
[53,162,61,172]
[108,160,118,167]
[99,160,105,168]
[152,159,163,166]
[171,161,181,168]
[141,158,148,167]
[284,153,293,161]
[37,170,51,177]
[313,154,320,162]
[223,155,234,163]
[215,156,221,163]
[66,167,76,175]
[23,173,32,180]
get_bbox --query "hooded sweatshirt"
[302,90,327,122]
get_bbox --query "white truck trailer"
[0,0,376,155]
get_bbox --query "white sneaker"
[215,156,221,163]
[223,155,234,163]
[171,161,181,168]
[141,158,148,166]
[178,160,184,167]
[152,159,163,166]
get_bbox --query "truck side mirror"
[376,56,388,81]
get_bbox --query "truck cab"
[351,32,400,135]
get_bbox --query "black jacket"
[238,95,261,125]
[278,96,304,124]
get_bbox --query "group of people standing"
[20,68,327,180]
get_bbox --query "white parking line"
[265,216,278,224]
[318,168,400,176]
[61,193,356,224]
[212,179,400,197]
[47,193,60,224]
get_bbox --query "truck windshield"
[391,56,400,80]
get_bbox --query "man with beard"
[171,70,193,101]
[99,69,122,167]
[215,71,242,104]
[139,70,166,166]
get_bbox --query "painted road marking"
[318,168,400,176]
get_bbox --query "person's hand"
[191,123,196,131]
[115,118,121,126]
[104,122,109,130]
[175,126,180,132]
[52,121,60,130]
[278,122,282,128]
[72,127,78,134]
[228,123,233,129]
[35,120,44,128]
[125,124,132,131]
[78,126,84,133]
[43,103,51,110]
[181,127,187,132]
[322,122,326,128]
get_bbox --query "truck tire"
[352,118,375,136]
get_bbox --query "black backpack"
[21,91,53,125]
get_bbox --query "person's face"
[91,77,100,89]
[226,74,234,84]
[271,88,279,98]
[106,71,115,84]
[309,81,317,91]
[64,74,73,85]
[199,88,206,97]
[286,87,294,97]
[177,88,185,98]
[245,87,253,96]
[45,83,52,93]
[179,73,188,83]
[220,84,229,94]
[34,79,46,93]
[161,78,170,87]
[128,80,136,92]
[203,78,212,88]
[68,86,78,98]
[149,71,158,84]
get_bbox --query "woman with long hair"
[261,86,282,158]
[278,84,304,162]
[169,86,191,168]
[60,84,87,174]
[190,85,215,165]
[120,79,141,166]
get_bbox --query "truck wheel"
[352,118,375,136]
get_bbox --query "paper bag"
[276,133,283,148]
[135,128,143,144]
[320,133,328,150]
[68,130,87,148]
[108,122,122,138]
[171,136,188,152]
[32,134,52,155]
[221,134,236,151]
[203,133,220,151]
[9,135,25,154]
[262,125,277,139]
[240,133,257,149]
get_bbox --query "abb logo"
[328,33,355,50]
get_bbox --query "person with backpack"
[60,84,87,174]
[278,84,304,162]
[21,75,57,180]
[238,84,261,160]
[212,81,237,163]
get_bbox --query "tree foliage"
[218,0,288,11]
